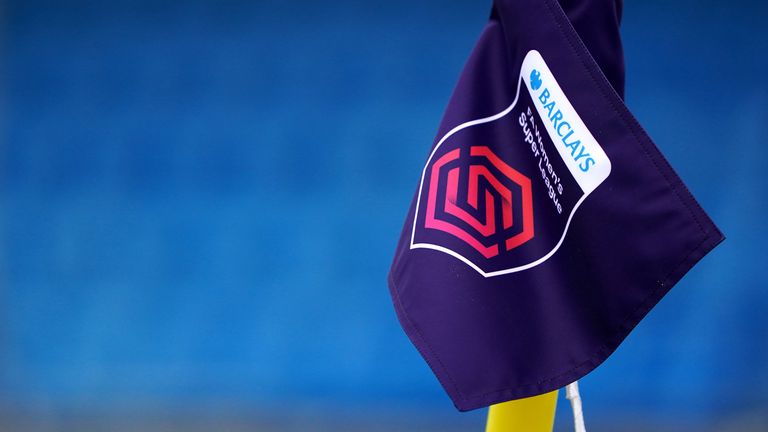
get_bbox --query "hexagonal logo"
[423,145,534,259]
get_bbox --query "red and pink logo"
[410,108,542,278]
[424,146,534,259]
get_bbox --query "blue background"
[2,0,766,430]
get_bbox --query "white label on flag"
[521,50,611,194]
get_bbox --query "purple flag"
[388,0,724,411]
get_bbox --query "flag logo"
[410,51,612,277]
[422,145,534,259]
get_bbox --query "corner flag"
[388,0,723,412]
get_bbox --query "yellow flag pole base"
[485,390,559,432]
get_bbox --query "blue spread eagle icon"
[530,69,542,90]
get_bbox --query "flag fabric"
[388,0,724,411]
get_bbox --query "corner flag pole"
[485,381,586,432]
[485,389,558,432]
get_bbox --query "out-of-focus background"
[1,0,766,430]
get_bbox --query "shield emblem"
[411,50,611,277]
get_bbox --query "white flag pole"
[566,381,586,432]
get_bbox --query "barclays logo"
[530,69,542,91]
